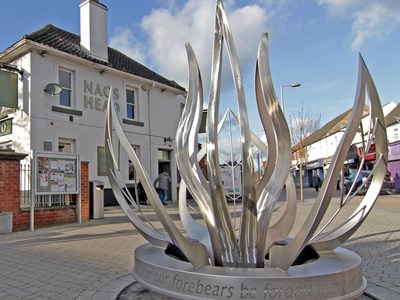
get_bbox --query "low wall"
[0,151,89,232]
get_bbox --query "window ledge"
[52,106,83,116]
[123,119,144,127]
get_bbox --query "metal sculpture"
[104,0,387,298]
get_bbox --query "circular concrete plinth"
[133,243,366,300]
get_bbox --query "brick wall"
[14,208,78,232]
[0,152,90,232]
[81,161,90,222]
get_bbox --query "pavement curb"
[89,274,136,300]
[365,286,400,300]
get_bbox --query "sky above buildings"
[1,0,399,132]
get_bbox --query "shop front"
[388,141,400,192]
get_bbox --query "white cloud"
[350,3,400,51]
[109,1,269,94]
[140,1,215,89]
[109,27,148,65]
[318,0,400,51]
[318,0,363,15]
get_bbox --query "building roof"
[292,104,370,152]
[384,103,400,127]
[2,24,185,92]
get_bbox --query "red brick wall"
[14,208,77,232]
[81,161,90,222]
[0,158,23,213]
[0,153,90,231]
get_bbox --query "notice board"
[33,151,80,195]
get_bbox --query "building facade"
[292,102,400,189]
[0,0,186,203]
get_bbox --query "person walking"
[154,172,171,205]
[313,173,321,192]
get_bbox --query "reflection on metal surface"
[269,55,388,270]
[105,89,209,268]
[104,0,387,298]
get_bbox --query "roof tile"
[19,24,185,91]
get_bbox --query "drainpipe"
[143,82,155,179]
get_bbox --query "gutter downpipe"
[144,82,155,179]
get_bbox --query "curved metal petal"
[215,0,258,267]
[310,55,388,250]
[254,33,292,266]
[176,42,223,263]
[265,173,297,252]
[105,99,169,247]
[269,54,368,270]
[206,0,240,266]
[105,92,209,268]
[177,43,212,210]
[228,107,296,258]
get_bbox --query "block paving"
[0,189,399,300]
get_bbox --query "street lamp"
[280,83,301,114]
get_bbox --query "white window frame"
[126,87,138,120]
[58,67,75,108]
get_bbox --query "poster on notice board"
[34,151,79,195]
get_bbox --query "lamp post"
[279,83,301,114]
[280,83,302,200]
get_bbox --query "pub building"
[0,0,186,204]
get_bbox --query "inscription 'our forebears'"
[145,269,235,298]
[142,268,362,299]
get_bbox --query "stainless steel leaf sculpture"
[105,90,209,268]
[105,0,387,298]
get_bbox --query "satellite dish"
[44,83,63,95]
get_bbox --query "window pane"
[126,89,135,119]
[59,138,75,153]
[127,105,134,119]
[59,70,71,89]
[97,147,107,176]
[158,149,170,161]
[127,89,135,104]
[129,160,134,180]
[60,89,71,106]
[59,142,72,153]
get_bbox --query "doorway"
[158,149,172,201]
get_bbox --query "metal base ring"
[133,243,366,300]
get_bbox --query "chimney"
[80,0,108,62]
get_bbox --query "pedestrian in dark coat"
[313,174,321,192]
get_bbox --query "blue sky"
[1,0,399,131]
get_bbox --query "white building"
[0,0,186,203]
[306,102,397,163]
[292,102,400,187]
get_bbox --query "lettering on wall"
[0,118,12,137]
[83,80,120,112]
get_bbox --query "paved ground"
[0,188,399,299]
[290,189,400,300]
